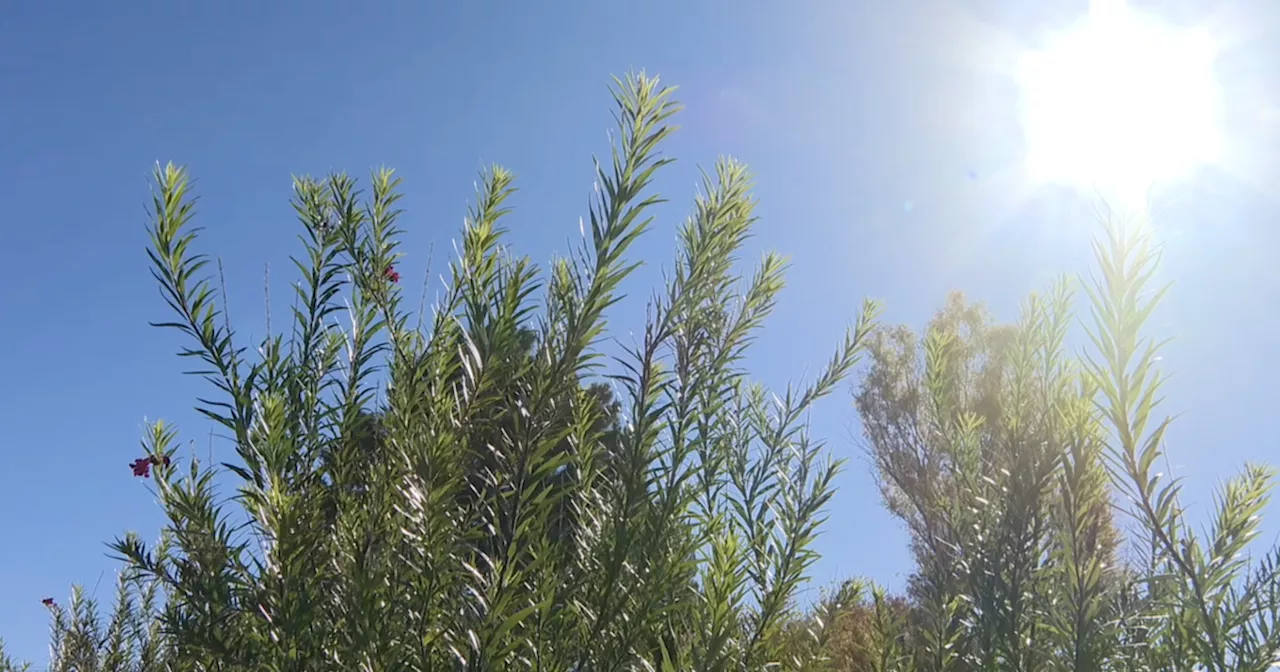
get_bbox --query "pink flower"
[130,458,151,478]
[131,454,170,478]
[383,265,400,283]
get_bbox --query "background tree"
[854,288,1123,672]
[854,293,1016,610]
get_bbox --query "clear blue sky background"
[2,0,1278,665]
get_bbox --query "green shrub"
[6,72,879,672]
[8,74,1278,672]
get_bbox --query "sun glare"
[1016,0,1224,204]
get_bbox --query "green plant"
[1085,209,1280,672]
[19,72,878,672]
[13,72,1278,672]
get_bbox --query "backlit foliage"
[5,76,1277,672]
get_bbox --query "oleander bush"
[5,74,1278,672]
[4,72,878,672]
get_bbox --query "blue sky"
[2,0,1278,664]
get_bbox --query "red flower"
[41,597,55,607]
[383,265,400,283]
[130,454,170,478]
[130,458,151,478]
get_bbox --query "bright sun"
[1016,0,1224,203]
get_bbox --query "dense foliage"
[4,75,1277,672]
